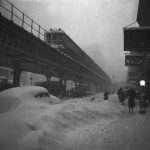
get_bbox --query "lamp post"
[139,80,146,114]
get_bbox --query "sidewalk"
[63,94,150,150]
[85,94,150,150]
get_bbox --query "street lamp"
[140,80,146,86]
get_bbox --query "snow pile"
[0,94,20,113]
[50,94,60,104]
[0,87,121,150]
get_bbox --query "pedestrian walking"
[104,89,109,100]
[139,87,146,113]
[117,87,125,104]
[128,88,136,113]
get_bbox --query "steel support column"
[63,79,67,95]
[59,73,64,95]
[13,60,22,87]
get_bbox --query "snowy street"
[61,94,150,150]
[1,0,150,150]
[1,88,150,150]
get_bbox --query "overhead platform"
[0,0,111,90]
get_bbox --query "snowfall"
[0,86,150,150]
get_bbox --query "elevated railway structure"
[0,0,111,93]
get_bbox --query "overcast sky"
[10,0,139,82]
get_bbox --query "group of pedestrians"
[104,87,147,114]
[117,87,147,113]
[117,87,137,113]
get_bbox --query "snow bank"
[0,88,121,150]
[0,95,20,113]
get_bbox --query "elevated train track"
[0,0,111,92]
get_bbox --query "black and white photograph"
[1,0,150,149]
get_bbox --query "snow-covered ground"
[0,87,150,150]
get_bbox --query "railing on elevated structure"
[0,0,46,41]
[0,0,110,83]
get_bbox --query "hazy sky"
[10,0,139,82]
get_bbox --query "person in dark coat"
[128,88,136,113]
[104,89,109,100]
[117,87,125,105]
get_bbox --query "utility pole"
[29,73,33,85]
[112,75,115,94]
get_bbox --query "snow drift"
[0,87,120,150]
